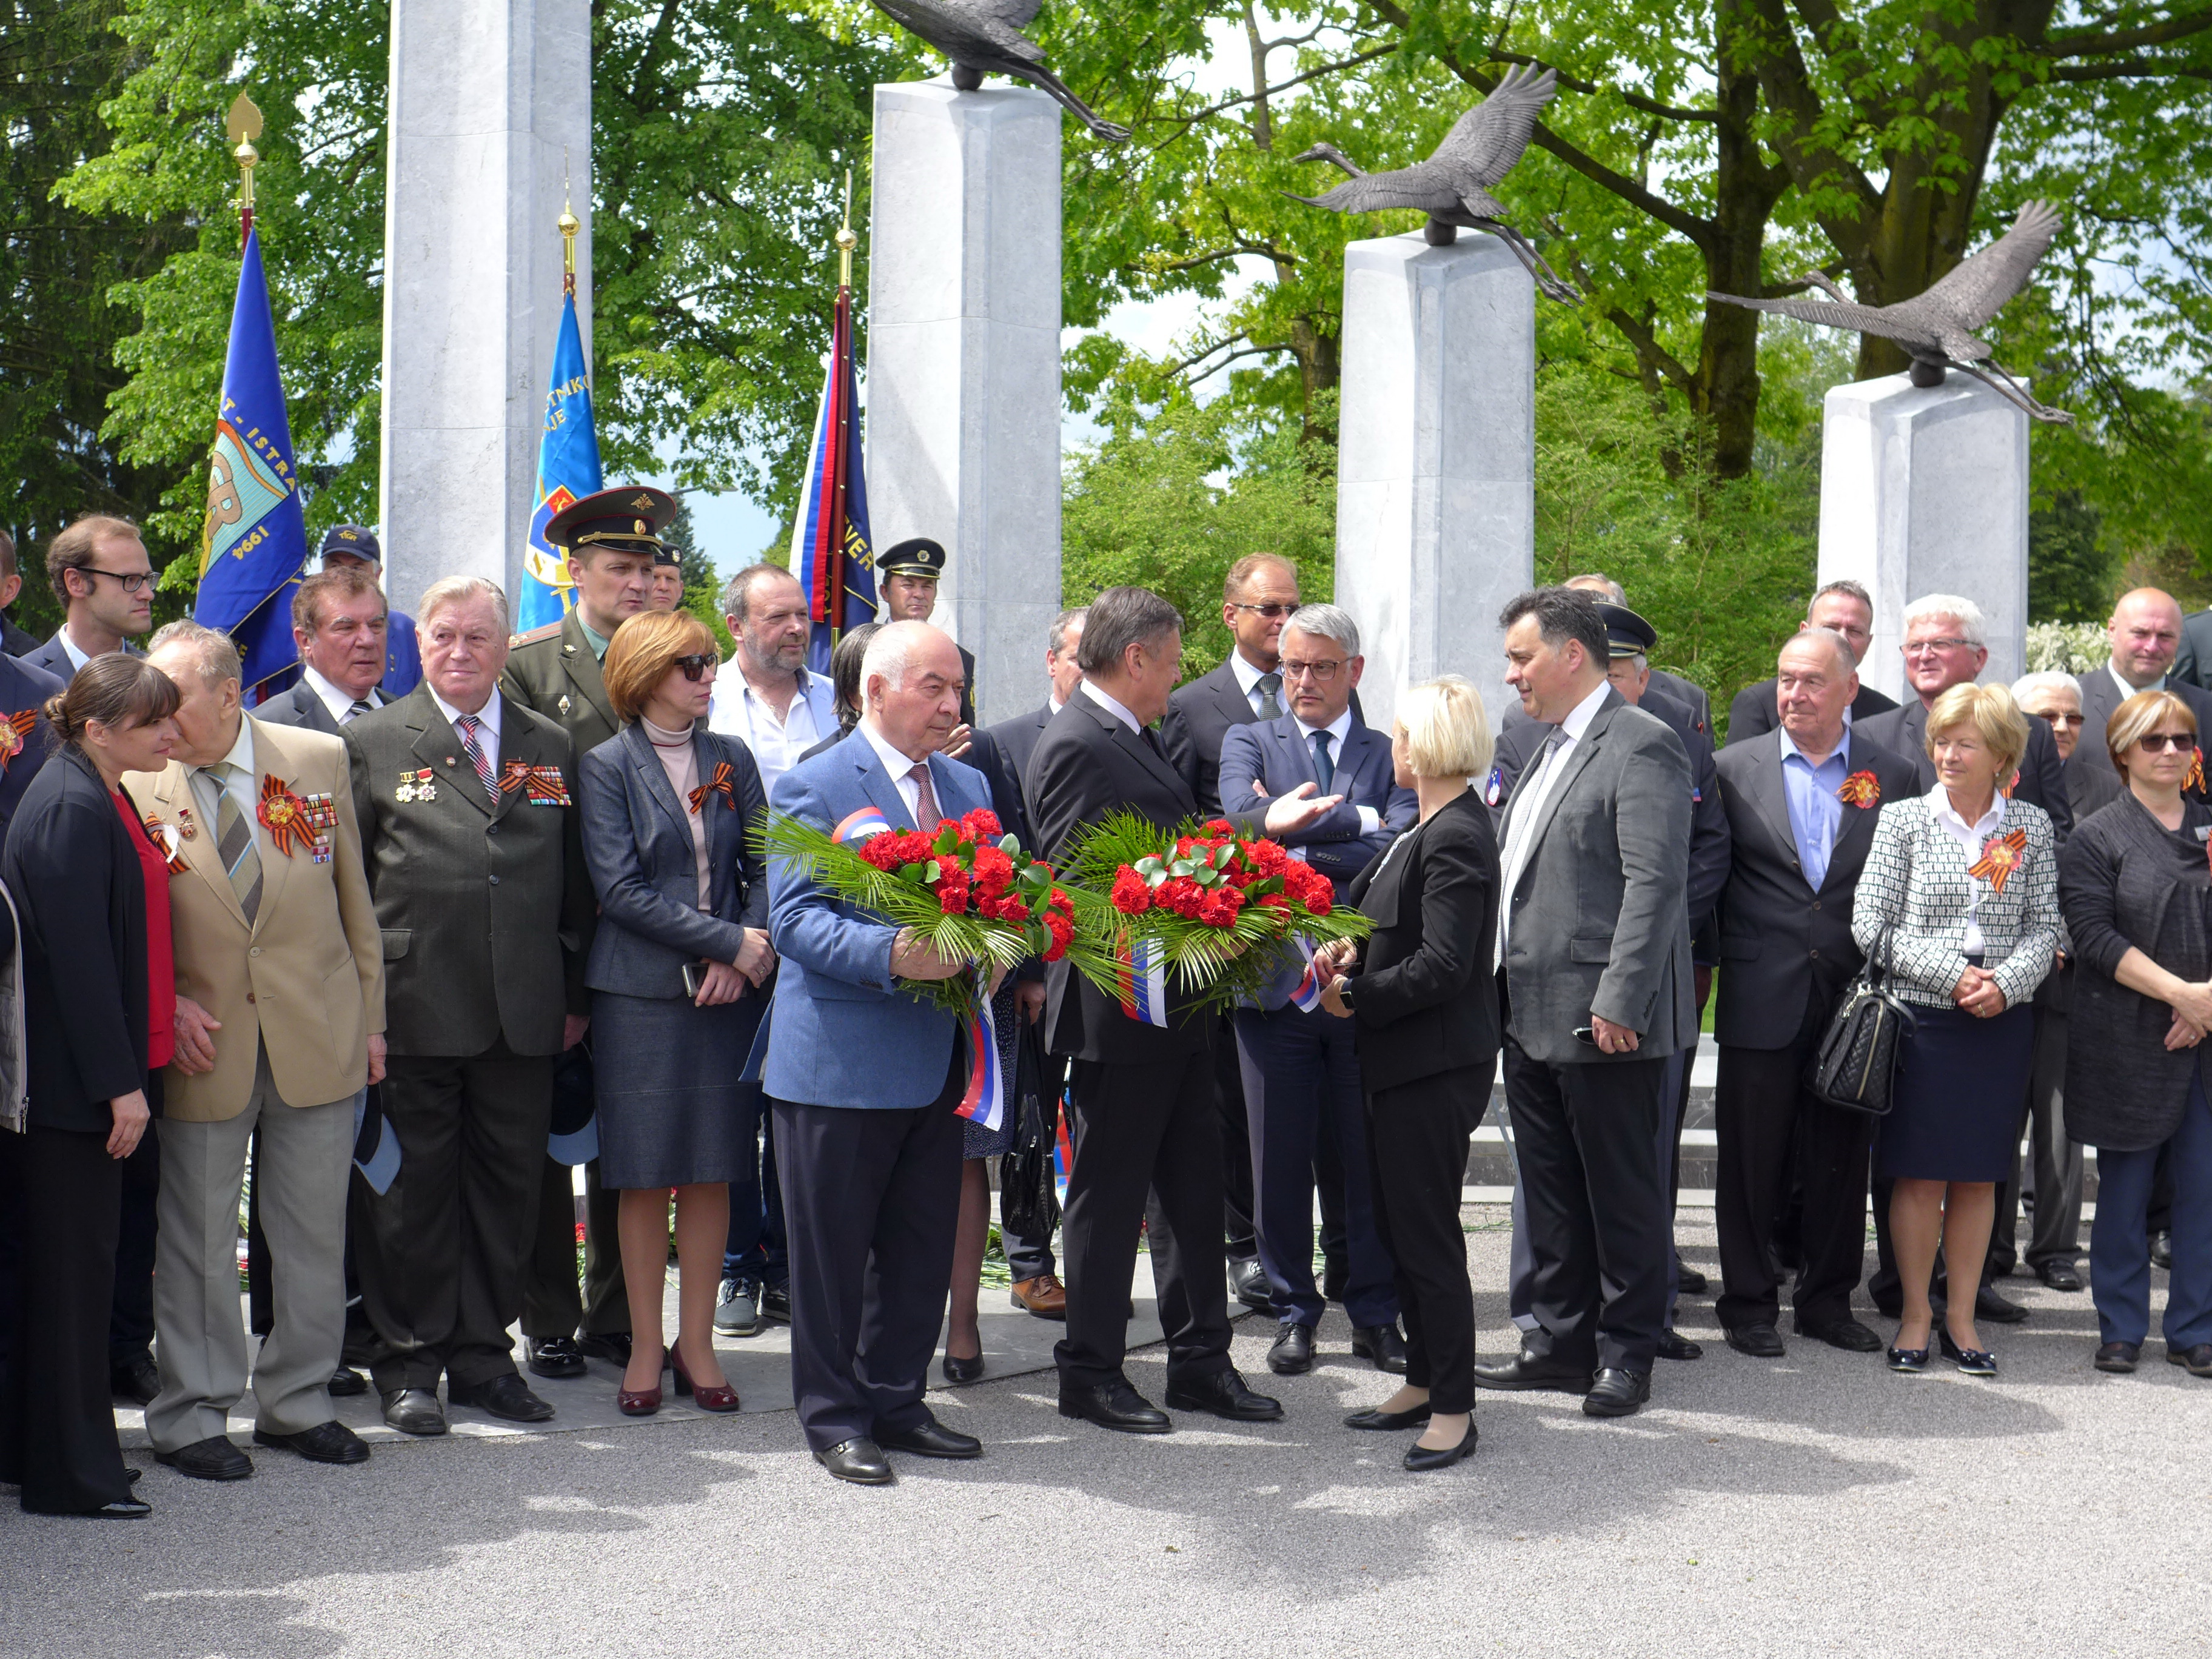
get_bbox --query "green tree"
[2027,489,2116,622]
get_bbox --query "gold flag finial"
[835,168,857,287]
[558,147,581,291]
[226,93,263,246]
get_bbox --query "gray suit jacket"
[253,677,358,739]
[2172,610,2212,691]
[1497,688,1694,1063]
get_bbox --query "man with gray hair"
[1724,579,1900,743]
[1216,604,1416,1377]
[709,563,838,797]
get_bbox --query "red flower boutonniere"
[1969,828,2029,894]
[1837,770,1880,809]
[689,760,737,814]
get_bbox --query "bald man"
[2073,588,2212,796]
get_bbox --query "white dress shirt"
[1080,679,1142,733]
[858,718,934,823]
[431,686,503,764]
[1228,649,1280,719]
[2110,663,2164,703]
[1927,783,2008,954]
[1293,704,1379,834]
[58,625,95,674]
[1496,679,1611,958]
[303,663,384,725]
[709,666,824,796]
[189,714,261,837]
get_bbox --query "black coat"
[1726,677,1896,743]
[0,651,65,847]
[1,747,152,1131]
[1344,791,1500,1092]
[1161,659,1259,819]
[252,676,347,738]
[2058,791,2212,1152]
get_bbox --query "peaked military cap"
[319,525,382,565]
[879,536,947,580]
[1595,602,1658,659]
[544,486,679,556]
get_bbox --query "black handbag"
[1807,931,1917,1116]
[999,1020,1061,1242]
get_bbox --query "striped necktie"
[455,712,498,803]
[344,699,374,723]
[205,765,263,922]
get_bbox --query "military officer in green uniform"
[877,537,977,728]
[499,484,672,1379]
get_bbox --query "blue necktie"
[1309,730,1335,793]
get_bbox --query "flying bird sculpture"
[870,0,1129,142]
[1708,200,2072,424]
[1286,64,1578,304]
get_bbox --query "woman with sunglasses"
[2058,690,2212,1376]
[577,610,774,1415]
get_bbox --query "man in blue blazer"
[764,620,994,1486]
[1217,605,1416,1376]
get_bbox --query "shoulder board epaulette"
[509,622,564,646]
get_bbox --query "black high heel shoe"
[1939,1329,1997,1377]
[1345,1402,1432,1432]
[942,1351,985,1384]
[1403,1422,1478,1473]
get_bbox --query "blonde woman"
[1852,683,2062,1377]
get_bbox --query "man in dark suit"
[344,576,596,1435]
[1216,604,1415,1377]
[989,606,1085,802]
[1711,631,1923,1357]
[256,565,394,737]
[2071,588,2212,799]
[1473,587,1693,1419]
[1027,585,1339,1433]
[313,528,422,698]
[0,529,41,657]
[1725,578,1899,742]
[0,650,64,842]
[499,486,670,1379]
[22,514,153,683]
[876,537,976,727]
[2169,602,2212,691]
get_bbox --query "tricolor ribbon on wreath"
[1114,933,1170,1028]
[1286,934,1324,1013]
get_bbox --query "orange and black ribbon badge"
[0,709,36,774]
[498,761,573,806]
[1969,828,2029,894]
[257,774,323,858]
[141,814,188,875]
[2190,748,2206,794]
[689,760,737,815]
[1999,768,2020,800]
[1837,769,1881,808]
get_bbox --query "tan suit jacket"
[126,714,386,1122]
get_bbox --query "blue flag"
[196,227,309,692]
[520,291,605,632]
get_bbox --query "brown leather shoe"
[1009,1274,1068,1320]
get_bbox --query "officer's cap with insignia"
[319,526,382,568]
[1595,602,1659,660]
[651,544,680,569]
[544,486,679,560]
[879,537,948,581]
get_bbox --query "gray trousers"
[147,1047,356,1452]
[1992,1006,2086,1272]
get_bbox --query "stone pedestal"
[1818,374,2029,701]
[1333,232,1535,735]
[865,79,1062,725]
[378,0,592,614]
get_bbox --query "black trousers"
[523,1155,628,1339]
[1211,1016,1258,1259]
[1057,1047,1235,1392]
[1367,1059,1494,1415]
[1503,1034,1671,1372]
[357,1046,554,1392]
[1714,997,1874,1330]
[108,1124,159,1366]
[0,1124,133,1513]
[1002,1044,1065,1284]
[772,1071,962,1452]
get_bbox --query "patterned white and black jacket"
[1850,790,2065,1012]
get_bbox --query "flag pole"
[560,149,580,300]
[824,170,857,640]
[226,93,263,250]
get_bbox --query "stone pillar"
[1333,232,1535,735]
[1818,373,2029,702]
[379,0,592,615]
[865,79,1062,726]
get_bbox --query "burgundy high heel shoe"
[618,1347,667,1416]
[671,1346,741,1413]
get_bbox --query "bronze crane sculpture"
[870,0,1129,142]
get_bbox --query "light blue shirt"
[1778,727,1851,891]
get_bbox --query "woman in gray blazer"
[580,612,773,1416]
[2057,689,2212,1376]
[1852,683,2060,1378]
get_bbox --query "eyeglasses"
[1230,602,1301,620]
[2034,711,2086,729]
[2137,732,2196,752]
[81,566,153,594]
[1279,658,1344,682]
[672,654,716,682]
[1902,638,1972,657]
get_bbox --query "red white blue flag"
[791,281,875,675]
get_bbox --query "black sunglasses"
[672,654,716,682]
[2137,731,2196,753]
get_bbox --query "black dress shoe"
[2095,1341,2140,1373]
[447,1373,556,1423]
[1939,1329,1997,1377]
[2167,1341,2212,1377]
[380,1387,447,1435]
[109,1352,161,1406]
[1059,1381,1171,1434]
[1974,1284,2029,1324]
[253,1421,370,1465]
[879,1413,983,1459]
[1674,1256,1709,1296]
[1229,1256,1274,1315]
[1404,1423,1478,1472]
[1655,1327,1703,1361]
[575,1331,634,1367]
[126,1467,141,1484]
[816,1437,893,1484]
[1352,1324,1409,1373]
[524,1336,588,1379]
[327,1365,369,1398]
[1345,1402,1432,1431]
[2036,1260,2085,1292]
[940,1351,985,1384]
[1267,1322,1316,1375]
[1581,1367,1651,1418]
[1165,1367,1284,1421]
[2153,1230,2175,1270]
[155,1435,253,1481]
[1796,1315,1883,1353]
[1724,1322,1786,1358]
[1472,1352,1594,1393]
[89,1497,152,1519]
[759,1282,793,1324]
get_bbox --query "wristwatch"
[1332,976,1355,1011]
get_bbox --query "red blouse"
[113,789,176,1071]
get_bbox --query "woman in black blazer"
[1316,675,1500,1473]
[580,611,773,1416]
[0,656,180,1518]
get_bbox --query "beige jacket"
[126,714,386,1122]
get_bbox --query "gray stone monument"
[378,0,592,612]
[1818,374,2029,700]
[865,78,1062,725]
[1333,231,1535,734]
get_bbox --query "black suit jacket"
[0,610,39,658]
[2173,611,2212,691]
[19,627,142,684]
[1161,659,1259,819]
[961,724,1035,850]
[2073,669,2212,800]
[2,747,151,1130]
[0,652,65,846]
[1344,791,1500,1091]
[987,702,1054,825]
[1857,695,2076,846]
[1726,677,1898,743]
[252,676,387,739]
[1711,728,1923,1050]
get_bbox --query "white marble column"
[1818,374,2029,701]
[379,0,592,615]
[1333,232,1535,735]
[865,79,1062,726]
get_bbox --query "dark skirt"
[592,988,765,1189]
[1877,1002,2035,1182]
[960,981,1022,1161]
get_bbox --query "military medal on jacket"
[397,767,438,804]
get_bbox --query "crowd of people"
[1,491,2208,1517]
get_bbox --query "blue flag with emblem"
[520,287,605,632]
[195,226,309,693]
